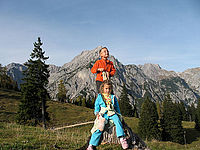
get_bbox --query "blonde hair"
[100,80,113,95]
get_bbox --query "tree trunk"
[42,99,46,129]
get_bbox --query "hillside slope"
[0,88,95,127]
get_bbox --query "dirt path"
[52,121,94,130]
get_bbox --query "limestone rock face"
[48,46,101,101]
[5,46,200,106]
[138,63,177,81]
[6,63,27,88]
[178,68,200,94]
[48,64,61,74]
[138,63,199,105]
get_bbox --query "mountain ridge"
[4,46,200,106]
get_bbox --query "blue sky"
[0,0,200,72]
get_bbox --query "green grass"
[0,121,92,149]
[47,101,95,128]
[1,88,200,149]
[0,88,20,122]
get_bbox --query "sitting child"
[87,80,128,150]
[91,47,116,93]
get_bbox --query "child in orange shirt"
[91,47,116,93]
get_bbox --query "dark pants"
[96,81,102,93]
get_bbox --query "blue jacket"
[94,94,121,116]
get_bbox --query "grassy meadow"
[1,88,200,149]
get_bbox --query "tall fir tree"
[75,95,83,106]
[135,97,145,117]
[178,101,188,121]
[57,80,66,102]
[156,100,162,119]
[119,86,133,117]
[188,103,196,121]
[82,97,87,107]
[86,97,95,109]
[161,94,184,144]
[132,104,139,118]
[16,37,50,128]
[138,96,161,140]
[195,99,200,130]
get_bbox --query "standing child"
[87,80,128,150]
[91,47,116,93]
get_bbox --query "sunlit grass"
[0,122,93,149]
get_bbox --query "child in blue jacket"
[87,80,128,150]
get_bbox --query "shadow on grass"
[0,112,16,115]
[0,94,21,100]
[0,144,36,149]
[0,112,17,122]
[185,128,200,144]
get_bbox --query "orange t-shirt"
[91,59,116,82]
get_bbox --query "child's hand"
[96,113,100,119]
[97,68,104,72]
[106,72,110,79]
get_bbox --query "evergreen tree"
[138,96,161,140]
[82,97,86,107]
[178,101,188,121]
[75,95,83,106]
[119,86,133,117]
[132,104,139,118]
[87,97,95,109]
[161,94,184,144]
[86,97,92,108]
[57,80,66,102]
[16,37,50,128]
[188,103,196,121]
[135,97,145,117]
[195,99,200,130]
[156,100,162,119]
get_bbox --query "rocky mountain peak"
[178,67,200,93]
[48,64,61,74]
[138,63,177,81]
[62,46,102,72]
[6,63,26,72]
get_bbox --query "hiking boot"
[120,137,128,149]
[86,144,93,150]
